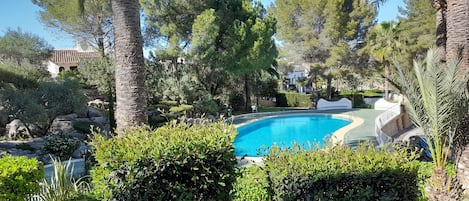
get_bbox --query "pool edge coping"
[233,111,365,165]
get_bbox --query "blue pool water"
[234,115,351,156]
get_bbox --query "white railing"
[375,102,401,146]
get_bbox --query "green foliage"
[39,158,91,201]
[263,143,424,201]
[392,48,469,194]
[160,100,178,106]
[43,134,80,160]
[0,63,50,89]
[32,0,112,54]
[91,122,238,200]
[78,58,114,94]
[169,104,194,113]
[398,0,436,60]
[231,166,270,201]
[340,89,383,97]
[0,78,86,136]
[276,92,312,107]
[0,154,44,201]
[73,121,102,134]
[193,93,219,115]
[16,143,35,152]
[254,75,279,98]
[0,28,53,66]
[275,0,377,93]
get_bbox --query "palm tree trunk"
[446,0,469,70]
[111,0,147,133]
[433,0,447,61]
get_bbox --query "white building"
[286,62,310,93]
[46,40,100,77]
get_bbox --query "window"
[70,66,78,71]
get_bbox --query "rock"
[55,113,78,121]
[88,99,108,109]
[87,107,103,118]
[90,117,108,125]
[49,120,74,134]
[27,138,45,150]
[69,132,87,141]
[5,119,29,140]
[72,143,90,158]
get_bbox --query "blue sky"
[0,0,404,49]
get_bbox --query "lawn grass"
[340,89,383,97]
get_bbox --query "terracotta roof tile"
[50,50,100,65]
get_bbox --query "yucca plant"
[392,48,469,200]
[39,157,90,201]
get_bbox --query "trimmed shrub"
[43,133,80,160]
[0,154,44,201]
[91,122,238,201]
[231,166,270,201]
[276,92,312,107]
[264,143,424,201]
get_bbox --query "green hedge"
[263,143,425,201]
[91,122,238,201]
[231,166,270,201]
[0,154,44,201]
[276,92,312,107]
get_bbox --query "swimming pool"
[234,114,351,156]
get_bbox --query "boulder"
[5,119,29,140]
[88,99,108,109]
[49,120,74,134]
[90,117,108,125]
[72,143,91,158]
[87,107,104,118]
[55,113,78,121]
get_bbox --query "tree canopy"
[0,28,53,66]
[32,0,113,56]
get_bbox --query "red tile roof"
[50,50,100,66]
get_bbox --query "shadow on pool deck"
[229,108,384,146]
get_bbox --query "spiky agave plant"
[392,48,469,200]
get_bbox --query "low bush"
[43,133,80,160]
[276,92,312,107]
[231,166,270,201]
[0,154,44,201]
[91,122,238,200]
[263,143,425,201]
[72,121,102,134]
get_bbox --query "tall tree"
[275,0,377,99]
[0,28,53,66]
[111,0,147,132]
[398,0,436,60]
[142,0,277,111]
[32,0,112,56]
[363,22,402,99]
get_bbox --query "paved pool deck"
[230,108,384,146]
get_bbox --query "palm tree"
[445,0,469,70]
[364,22,401,100]
[392,48,469,200]
[111,0,147,133]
